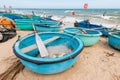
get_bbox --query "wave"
[12,9,120,28]
[51,15,81,23]
[64,10,72,13]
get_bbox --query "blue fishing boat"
[64,27,102,46]
[35,20,61,32]
[77,20,120,36]
[15,18,61,31]
[31,15,44,20]
[77,20,102,28]
[13,32,84,74]
[3,13,24,20]
[3,13,43,20]
[35,24,60,32]
[108,32,120,50]
[99,28,120,36]
[15,19,40,30]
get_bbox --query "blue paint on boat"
[35,19,61,32]
[35,21,61,32]
[15,19,40,30]
[96,28,120,36]
[35,24,60,32]
[77,20,120,36]
[108,32,120,50]
[64,27,102,46]
[78,20,103,29]
[13,32,84,74]
[15,19,61,31]
[3,13,24,20]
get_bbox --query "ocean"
[12,8,120,28]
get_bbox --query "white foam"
[101,16,111,20]
[51,16,62,21]
[64,10,72,13]
[62,17,77,23]
[51,15,81,23]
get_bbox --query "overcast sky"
[0,0,120,9]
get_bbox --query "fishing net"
[0,25,16,42]
[37,44,72,58]
[0,56,24,80]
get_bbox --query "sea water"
[13,8,120,28]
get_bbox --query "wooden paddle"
[32,24,48,57]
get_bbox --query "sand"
[0,25,120,80]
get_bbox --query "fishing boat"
[40,19,60,24]
[99,28,120,36]
[30,15,44,20]
[15,19,40,30]
[64,27,102,46]
[77,20,120,36]
[15,19,61,31]
[13,32,84,74]
[2,13,42,20]
[3,13,24,20]
[108,32,120,50]
[35,24,60,32]
[77,20,105,29]
[35,20,61,32]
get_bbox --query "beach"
[0,9,120,80]
[0,21,120,80]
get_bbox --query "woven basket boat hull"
[64,27,102,46]
[108,32,120,50]
[13,32,84,74]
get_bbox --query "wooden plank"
[21,36,60,53]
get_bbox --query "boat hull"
[35,24,60,32]
[77,20,120,36]
[64,27,102,46]
[13,32,84,74]
[108,32,120,50]
[15,19,40,30]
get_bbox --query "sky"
[0,0,120,9]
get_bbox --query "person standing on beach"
[103,11,107,16]
[72,10,75,16]
[9,6,12,13]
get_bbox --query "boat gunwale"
[109,31,120,39]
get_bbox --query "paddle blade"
[35,33,49,57]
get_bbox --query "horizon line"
[0,8,120,9]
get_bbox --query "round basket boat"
[15,19,40,30]
[108,31,120,50]
[35,20,61,32]
[64,27,102,46]
[13,32,84,74]
[97,27,120,36]
[35,24,60,32]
